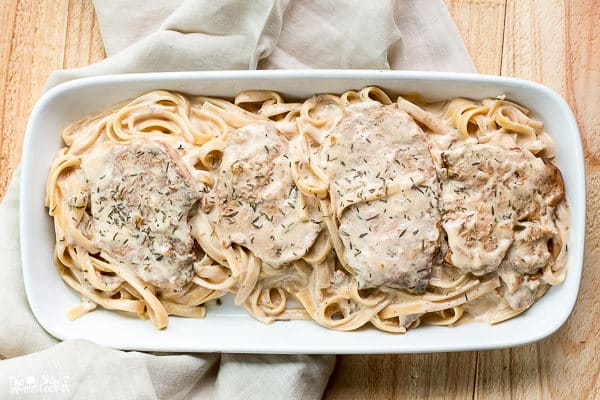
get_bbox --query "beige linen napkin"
[1,0,475,399]
[47,0,474,87]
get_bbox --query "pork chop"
[320,101,441,292]
[440,142,564,275]
[81,139,201,293]
[202,122,322,267]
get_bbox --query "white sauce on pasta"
[46,89,569,332]
[320,101,440,292]
[202,123,322,267]
[81,139,199,293]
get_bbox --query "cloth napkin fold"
[46,0,474,87]
[1,0,475,399]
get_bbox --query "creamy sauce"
[81,139,201,293]
[497,267,543,310]
[203,123,322,266]
[320,101,440,292]
[505,224,553,274]
[49,89,572,332]
[440,142,563,277]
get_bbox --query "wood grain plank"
[325,353,477,399]
[62,0,105,69]
[445,0,507,74]
[0,0,104,202]
[0,0,69,200]
[473,1,600,399]
[0,0,20,188]
[475,349,511,399]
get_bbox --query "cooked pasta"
[46,88,569,332]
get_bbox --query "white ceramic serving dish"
[21,70,585,354]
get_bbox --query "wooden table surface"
[0,1,598,398]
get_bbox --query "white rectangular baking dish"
[20,70,585,354]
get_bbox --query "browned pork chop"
[320,101,441,292]
[440,142,564,276]
[203,123,322,267]
[81,139,201,293]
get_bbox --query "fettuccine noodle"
[46,88,569,332]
